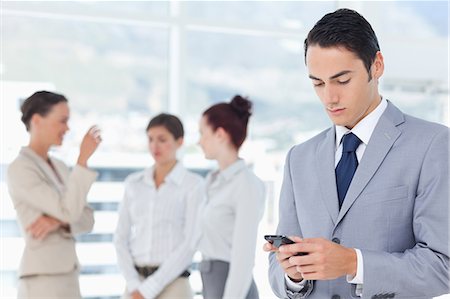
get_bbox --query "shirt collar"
[166,162,186,185]
[215,159,246,182]
[335,97,388,148]
[142,161,186,187]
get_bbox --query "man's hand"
[263,237,304,282]
[131,290,145,299]
[26,215,63,240]
[279,237,357,280]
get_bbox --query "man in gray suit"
[265,8,449,299]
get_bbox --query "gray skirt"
[200,260,259,299]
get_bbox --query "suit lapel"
[20,147,65,195]
[335,102,404,226]
[316,127,340,225]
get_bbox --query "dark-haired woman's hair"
[20,91,68,131]
[203,95,252,149]
[146,113,184,140]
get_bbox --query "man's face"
[306,45,383,129]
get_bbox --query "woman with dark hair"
[196,95,266,299]
[114,113,204,299]
[6,90,101,298]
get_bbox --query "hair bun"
[230,95,252,119]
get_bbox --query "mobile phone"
[264,235,295,248]
[264,235,307,256]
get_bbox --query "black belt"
[135,265,190,278]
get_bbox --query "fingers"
[286,238,352,280]
[283,259,306,281]
[276,250,296,262]
[26,217,45,234]
[279,238,320,255]
[286,264,303,279]
[264,241,299,268]
[27,220,48,239]
[296,264,317,275]
[276,250,309,281]
[26,220,38,232]
[88,125,102,144]
[78,125,102,166]
[288,252,312,266]
[131,291,145,299]
[88,125,100,135]
[265,237,307,281]
[263,242,277,252]
[290,236,303,242]
[26,216,61,240]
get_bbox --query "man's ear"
[372,51,384,80]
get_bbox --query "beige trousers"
[17,270,81,299]
[123,277,192,299]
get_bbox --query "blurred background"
[1,1,448,298]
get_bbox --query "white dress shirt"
[196,159,266,298]
[286,98,387,296]
[114,162,204,299]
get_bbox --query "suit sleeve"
[7,163,97,224]
[362,128,449,297]
[269,147,314,298]
[68,205,95,235]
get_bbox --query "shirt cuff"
[138,278,161,299]
[346,248,363,284]
[285,273,308,292]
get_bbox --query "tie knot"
[342,133,361,153]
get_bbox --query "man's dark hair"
[304,8,380,78]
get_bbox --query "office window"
[183,1,335,30]
[2,1,169,20]
[365,1,448,124]
[184,30,329,151]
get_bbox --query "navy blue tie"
[336,133,361,209]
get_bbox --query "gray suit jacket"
[7,147,97,277]
[269,102,449,299]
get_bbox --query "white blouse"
[196,159,266,298]
[114,162,204,298]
